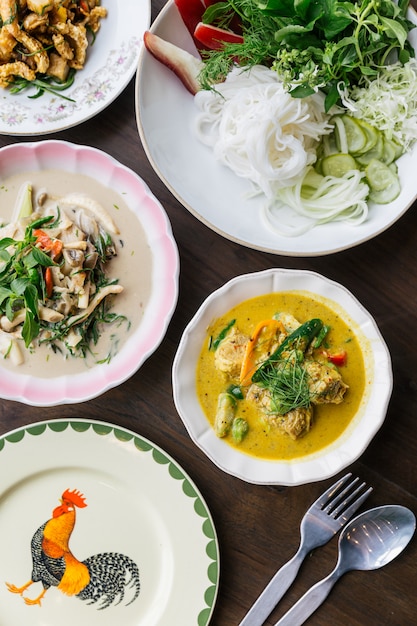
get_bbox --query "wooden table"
[0,1,416,623]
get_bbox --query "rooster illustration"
[6,489,140,609]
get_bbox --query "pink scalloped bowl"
[0,141,179,406]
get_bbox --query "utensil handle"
[273,571,339,626]
[238,547,307,626]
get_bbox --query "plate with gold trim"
[0,419,219,625]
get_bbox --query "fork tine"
[314,472,354,508]
[322,476,366,514]
[335,485,373,522]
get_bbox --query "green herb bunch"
[0,215,58,348]
[200,0,415,110]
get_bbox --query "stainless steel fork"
[238,473,372,626]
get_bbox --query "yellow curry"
[196,292,366,461]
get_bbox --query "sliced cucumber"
[321,153,357,178]
[365,158,400,204]
[340,115,367,154]
[369,178,401,204]
[355,133,384,165]
[381,138,397,165]
[352,118,379,155]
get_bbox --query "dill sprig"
[256,353,311,415]
[199,0,282,88]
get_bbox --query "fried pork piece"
[246,384,313,439]
[305,360,348,404]
[214,327,248,379]
[0,60,34,87]
[53,21,87,69]
[0,0,19,36]
[0,27,16,61]
[88,6,107,33]
[15,30,49,72]
[271,406,313,440]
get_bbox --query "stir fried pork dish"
[0,0,107,90]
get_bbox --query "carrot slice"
[33,229,63,260]
[240,319,285,386]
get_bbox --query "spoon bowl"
[275,505,416,626]
[337,504,416,572]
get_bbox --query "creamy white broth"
[0,169,152,377]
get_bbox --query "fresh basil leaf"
[28,247,56,267]
[11,277,30,296]
[23,283,39,317]
[0,286,12,306]
[0,237,16,250]
[22,309,39,348]
[380,16,408,48]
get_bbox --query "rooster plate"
[6,488,141,610]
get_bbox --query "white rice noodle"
[194,65,332,197]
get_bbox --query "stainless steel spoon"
[274,505,416,626]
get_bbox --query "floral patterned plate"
[0,1,150,135]
[0,419,219,625]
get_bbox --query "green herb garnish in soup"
[196,292,366,460]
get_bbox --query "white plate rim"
[172,268,393,485]
[0,139,179,406]
[136,1,417,256]
[0,418,219,625]
[0,0,151,135]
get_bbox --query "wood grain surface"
[0,1,416,624]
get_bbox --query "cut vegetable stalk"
[143,31,204,95]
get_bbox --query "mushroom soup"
[0,169,152,377]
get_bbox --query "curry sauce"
[196,292,366,461]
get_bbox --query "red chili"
[33,229,63,261]
[328,350,347,366]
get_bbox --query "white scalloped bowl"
[0,141,179,406]
[172,268,392,485]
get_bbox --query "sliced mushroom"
[62,248,85,275]
[59,194,120,234]
[39,306,64,323]
[66,284,124,327]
